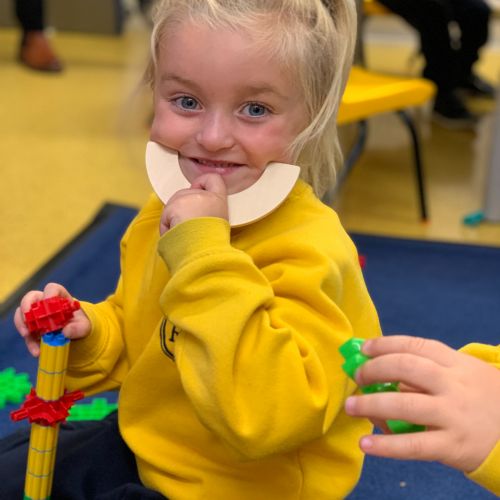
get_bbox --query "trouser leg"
[14,0,45,33]
[0,412,166,499]
[451,0,491,83]
[377,0,459,92]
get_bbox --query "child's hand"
[14,282,91,358]
[160,173,228,235]
[344,335,500,473]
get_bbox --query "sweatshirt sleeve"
[158,216,380,459]
[461,343,500,495]
[467,440,500,496]
[64,220,134,395]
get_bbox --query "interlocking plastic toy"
[339,338,425,434]
[0,367,31,408]
[11,297,84,500]
[23,296,80,339]
[68,398,118,421]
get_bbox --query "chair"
[363,0,390,16]
[330,0,436,221]
[354,0,391,70]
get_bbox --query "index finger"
[362,335,458,368]
[190,173,227,196]
[356,352,448,394]
[19,290,45,315]
[42,282,72,299]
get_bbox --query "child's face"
[150,20,308,195]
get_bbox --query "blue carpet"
[351,234,500,349]
[0,207,498,499]
[346,234,499,499]
[0,204,137,437]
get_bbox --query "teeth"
[196,159,237,168]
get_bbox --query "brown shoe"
[19,31,63,73]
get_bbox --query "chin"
[226,178,258,195]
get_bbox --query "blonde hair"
[145,0,356,197]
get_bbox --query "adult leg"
[377,0,478,127]
[14,0,44,31]
[376,0,458,93]
[452,0,494,95]
[13,0,63,72]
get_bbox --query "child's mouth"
[192,158,244,173]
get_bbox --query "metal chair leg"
[326,114,428,223]
[323,121,368,205]
[339,120,368,186]
[397,110,429,221]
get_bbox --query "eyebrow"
[160,74,202,91]
[244,84,289,101]
[159,73,290,101]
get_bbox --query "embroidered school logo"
[159,318,180,361]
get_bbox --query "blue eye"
[174,96,200,110]
[243,103,268,117]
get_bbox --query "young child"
[344,335,500,495]
[5,1,383,498]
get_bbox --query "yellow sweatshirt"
[461,343,500,496]
[65,180,382,499]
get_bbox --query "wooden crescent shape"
[145,141,300,227]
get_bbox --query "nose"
[195,112,235,152]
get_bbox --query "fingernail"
[345,396,356,414]
[361,339,373,354]
[360,436,373,450]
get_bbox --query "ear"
[145,141,300,227]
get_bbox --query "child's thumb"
[191,173,227,196]
[63,319,88,340]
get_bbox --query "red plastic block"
[10,388,84,426]
[24,297,80,337]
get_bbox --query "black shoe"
[433,91,478,130]
[458,74,496,99]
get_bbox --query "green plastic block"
[339,338,369,379]
[342,353,369,379]
[386,419,426,434]
[338,337,364,358]
[0,367,32,408]
[361,381,399,394]
[339,338,426,434]
[67,398,118,421]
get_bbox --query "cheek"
[150,101,167,141]
[268,108,308,163]
[150,111,187,148]
[272,148,295,165]
[251,125,297,164]
[149,117,163,143]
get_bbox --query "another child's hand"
[160,173,229,235]
[14,282,91,358]
[344,335,500,473]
